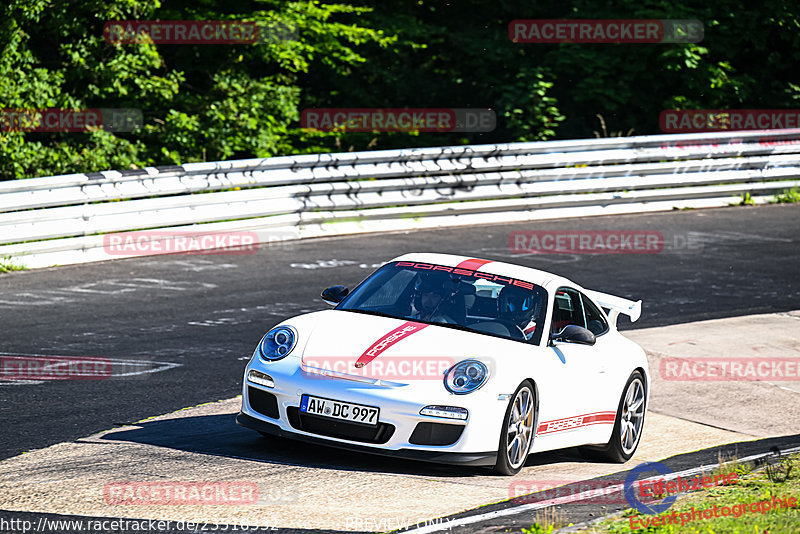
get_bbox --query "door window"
[550,287,585,333]
[581,294,609,336]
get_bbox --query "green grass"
[0,256,26,273]
[772,187,800,204]
[521,507,570,533]
[578,453,800,533]
[739,192,756,206]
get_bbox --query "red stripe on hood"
[354,321,429,368]
[456,258,493,270]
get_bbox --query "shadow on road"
[99,412,595,477]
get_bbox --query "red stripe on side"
[455,258,493,270]
[536,411,617,435]
[354,321,429,368]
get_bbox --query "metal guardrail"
[2,129,799,268]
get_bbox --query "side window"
[550,287,585,333]
[581,293,609,336]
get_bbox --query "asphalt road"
[1,203,799,461]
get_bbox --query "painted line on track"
[0,352,182,383]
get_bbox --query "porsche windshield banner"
[395,261,535,290]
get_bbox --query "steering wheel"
[493,319,527,340]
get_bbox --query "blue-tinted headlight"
[444,359,488,394]
[258,326,297,361]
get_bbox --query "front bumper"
[236,412,496,466]
[239,354,504,467]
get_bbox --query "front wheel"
[494,380,535,475]
[580,371,646,463]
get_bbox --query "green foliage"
[0,255,26,273]
[520,524,555,534]
[0,0,392,178]
[2,0,800,179]
[772,187,800,203]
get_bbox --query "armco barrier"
[1,129,799,268]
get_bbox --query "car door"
[537,287,616,449]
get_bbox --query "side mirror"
[550,325,596,346]
[321,285,349,306]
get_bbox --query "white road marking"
[0,278,217,306]
[0,379,45,386]
[691,231,792,243]
[138,259,238,271]
[405,446,800,533]
[290,259,358,269]
[0,292,75,306]
[0,352,182,382]
[188,318,240,326]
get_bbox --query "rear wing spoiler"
[584,290,641,327]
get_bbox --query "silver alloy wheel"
[506,386,534,469]
[620,377,645,454]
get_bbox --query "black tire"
[493,380,536,476]
[579,370,646,463]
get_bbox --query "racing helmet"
[498,284,536,325]
[412,275,459,313]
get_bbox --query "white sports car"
[237,253,648,475]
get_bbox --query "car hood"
[295,309,515,385]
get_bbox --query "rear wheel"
[493,380,535,475]
[580,371,646,462]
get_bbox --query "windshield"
[338,261,548,345]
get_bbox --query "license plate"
[299,394,379,426]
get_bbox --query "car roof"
[389,252,577,290]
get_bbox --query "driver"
[498,285,538,340]
[411,276,457,324]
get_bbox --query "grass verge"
[772,187,800,204]
[570,452,800,533]
[0,256,26,273]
